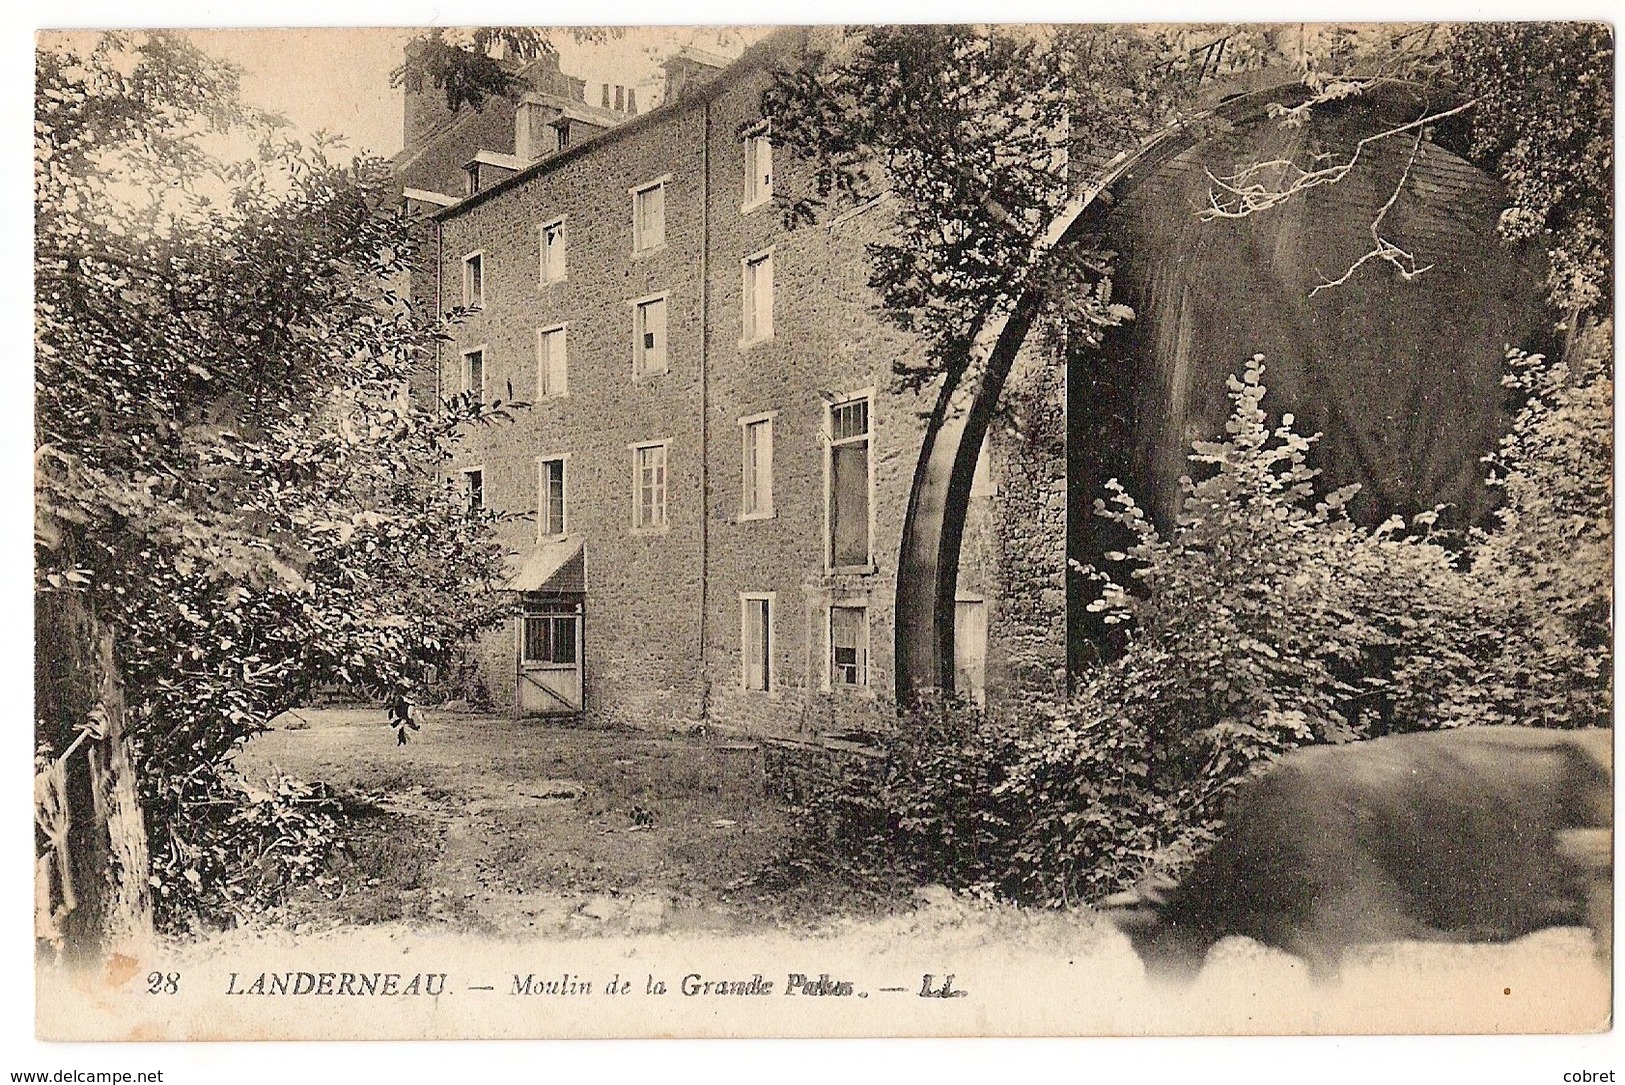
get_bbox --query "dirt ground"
[79,705,1607,1041]
[236,706,835,938]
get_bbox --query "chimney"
[515,100,564,162]
[601,84,611,108]
[660,47,729,105]
[626,88,638,115]
[614,85,625,111]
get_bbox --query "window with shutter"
[740,415,774,519]
[633,180,666,252]
[744,134,773,208]
[742,250,773,344]
[828,396,872,568]
[954,599,988,705]
[462,252,484,308]
[538,458,566,537]
[634,296,668,376]
[829,605,868,688]
[462,348,485,406]
[537,325,567,397]
[741,595,773,692]
[633,442,668,529]
[540,219,566,283]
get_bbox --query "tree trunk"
[35,589,153,965]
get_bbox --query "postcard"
[31,21,1613,1054]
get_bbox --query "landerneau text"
[225,971,446,996]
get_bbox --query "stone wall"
[420,34,1063,733]
[988,351,1070,700]
[434,89,711,727]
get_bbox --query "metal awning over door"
[509,536,587,718]
[508,534,586,593]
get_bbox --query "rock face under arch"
[1067,97,1551,661]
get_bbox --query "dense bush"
[1458,322,1614,728]
[767,699,1026,899]
[780,355,1603,907]
[147,771,341,932]
[36,33,517,937]
[1081,358,1487,748]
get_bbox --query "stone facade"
[410,32,1066,736]
[988,354,1070,699]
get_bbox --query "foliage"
[1447,23,1613,313]
[782,361,1494,905]
[148,772,342,931]
[1459,323,1614,728]
[394,28,555,112]
[776,338,1611,907]
[37,32,517,931]
[393,27,619,113]
[1086,359,1487,743]
[770,698,1027,899]
[1004,362,1490,902]
[994,693,1202,905]
[760,26,1213,392]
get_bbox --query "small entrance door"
[518,601,583,716]
[954,598,987,705]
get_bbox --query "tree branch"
[1199,96,1477,221]
[1199,94,1478,297]
[1310,124,1433,295]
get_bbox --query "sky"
[176,26,767,160]
[29,2,1618,161]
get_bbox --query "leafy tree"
[36,31,515,953]
[393,27,624,112]
[760,25,1214,392]
[396,28,561,112]
[1460,324,1614,729]
[764,23,1612,384]
[1450,24,1612,313]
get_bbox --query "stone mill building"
[395,32,1068,735]
[393,28,1549,737]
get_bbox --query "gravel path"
[237,706,796,937]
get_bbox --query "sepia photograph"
[26,10,1616,1075]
